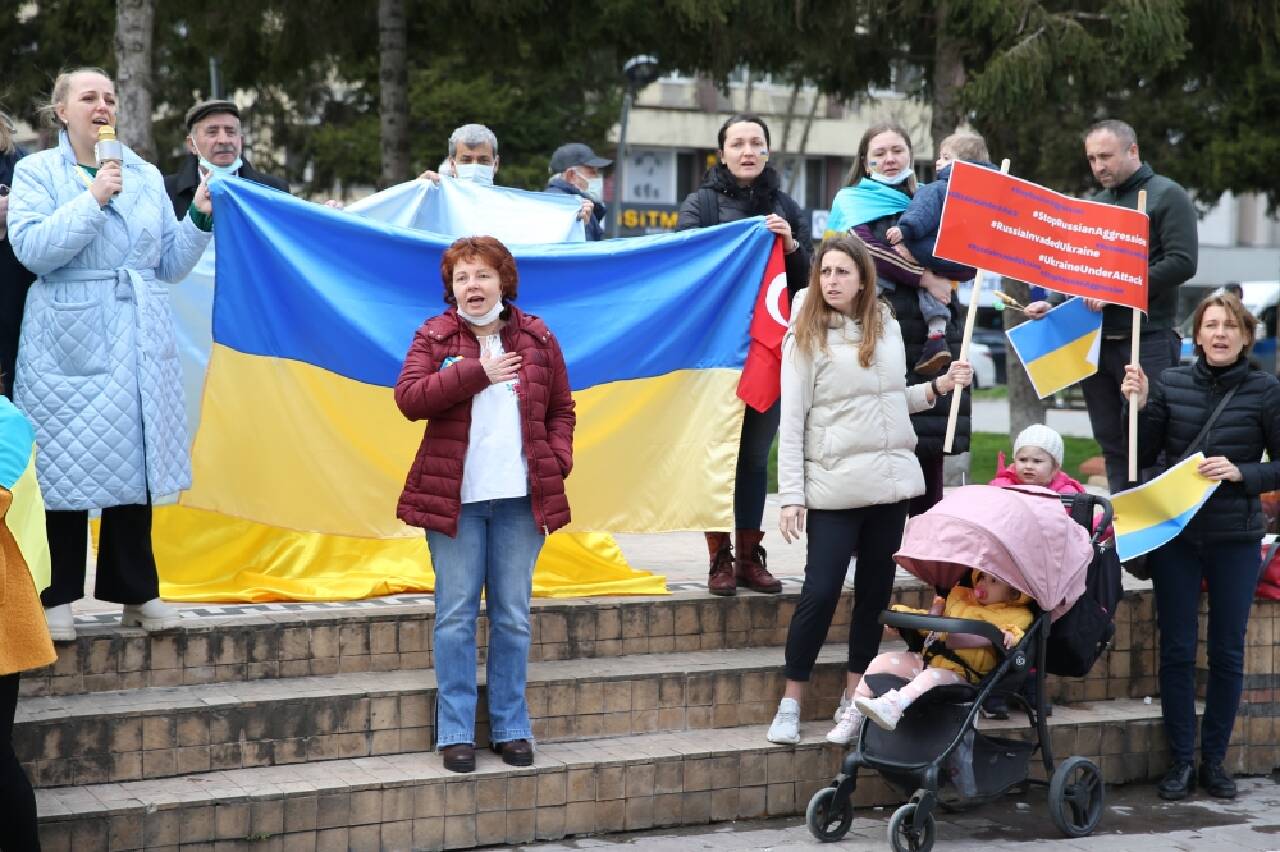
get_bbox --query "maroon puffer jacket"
[394,304,575,536]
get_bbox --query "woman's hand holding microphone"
[89,161,123,206]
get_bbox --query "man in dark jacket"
[1078,119,1198,493]
[164,100,289,218]
[545,143,611,241]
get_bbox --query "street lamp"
[610,55,660,237]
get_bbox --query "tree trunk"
[114,0,155,162]
[930,0,966,158]
[378,0,410,187]
[1002,277,1047,441]
[786,88,822,196]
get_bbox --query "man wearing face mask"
[164,100,289,218]
[544,143,610,241]
[417,123,501,186]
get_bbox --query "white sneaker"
[832,690,850,723]
[826,701,865,745]
[44,604,76,642]
[121,598,180,632]
[766,697,801,745]
[855,688,907,732]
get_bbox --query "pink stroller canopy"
[894,485,1094,620]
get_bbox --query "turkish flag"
[737,238,790,412]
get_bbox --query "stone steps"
[21,586,906,698]
[34,704,1175,852]
[17,645,856,789]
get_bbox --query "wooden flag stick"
[944,158,1012,454]
[1127,189,1149,484]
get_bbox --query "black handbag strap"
[1177,385,1240,463]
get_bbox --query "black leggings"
[1,673,40,851]
[734,402,781,530]
[41,502,158,607]
[784,500,910,681]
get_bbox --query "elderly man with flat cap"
[164,99,289,217]
[545,143,611,241]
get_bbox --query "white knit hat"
[1014,424,1065,468]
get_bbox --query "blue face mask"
[198,155,243,180]
[454,162,495,186]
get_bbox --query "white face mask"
[584,176,604,202]
[459,300,504,326]
[454,162,495,186]
[869,168,914,186]
[190,137,242,180]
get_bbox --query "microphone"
[95,125,124,167]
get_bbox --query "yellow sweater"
[892,585,1033,683]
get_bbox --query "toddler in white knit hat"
[989,424,1083,493]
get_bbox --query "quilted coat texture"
[777,294,934,510]
[1137,356,1280,542]
[395,305,575,536]
[8,133,210,509]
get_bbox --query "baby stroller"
[805,485,1115,851]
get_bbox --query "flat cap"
[549,143,611,174]
[184,99,240,130]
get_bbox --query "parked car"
[968,341,996,389]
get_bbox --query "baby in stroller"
[854,570,1034,732]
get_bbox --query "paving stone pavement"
[514,775,1280,851]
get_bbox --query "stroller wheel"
[1048,756,1105,838]
[888,802,936,852]
[805,786,853,842]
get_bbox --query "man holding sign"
[1028,120,1198,492]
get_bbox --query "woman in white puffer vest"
[765,235,972,746]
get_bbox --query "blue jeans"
[1150,535,1259,764]
[427,496,545,748]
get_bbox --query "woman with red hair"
[395,236,575,773]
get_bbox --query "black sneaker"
[915,335,952,377]
[1157,761,1196,800]
[1198,761,1237,799]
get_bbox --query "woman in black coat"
[1122,291,1280,802]
[676,113,812,598]
[0,113,34,399]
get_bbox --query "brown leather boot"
[734,529,782,594]
[705,532,736,596]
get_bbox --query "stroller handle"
[879,610,1011,664]
[1061,493,1113,545]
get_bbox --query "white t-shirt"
[460,334,529,503]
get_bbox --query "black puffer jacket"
[1138,356,1280,542]
[676,164,812,298]
[863,215,970,456]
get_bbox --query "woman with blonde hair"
[9,68,213,641]
[765,235,972,745]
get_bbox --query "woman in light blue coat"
[9,68,213,640]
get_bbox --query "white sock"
[927,317,946,337]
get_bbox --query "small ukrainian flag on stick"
[1006,297,1103,398]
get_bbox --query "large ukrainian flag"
[1112,453,1220,562]
[164,178,773,600]
[1005,297,1102,398]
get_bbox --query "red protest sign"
[934,161,1150,311]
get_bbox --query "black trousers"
[784,500,910,681]
[735,401,781,530]
[1081,330,1181,494]
[909,451,945,517]
[1,673,41,852]
[40,502,158,608]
